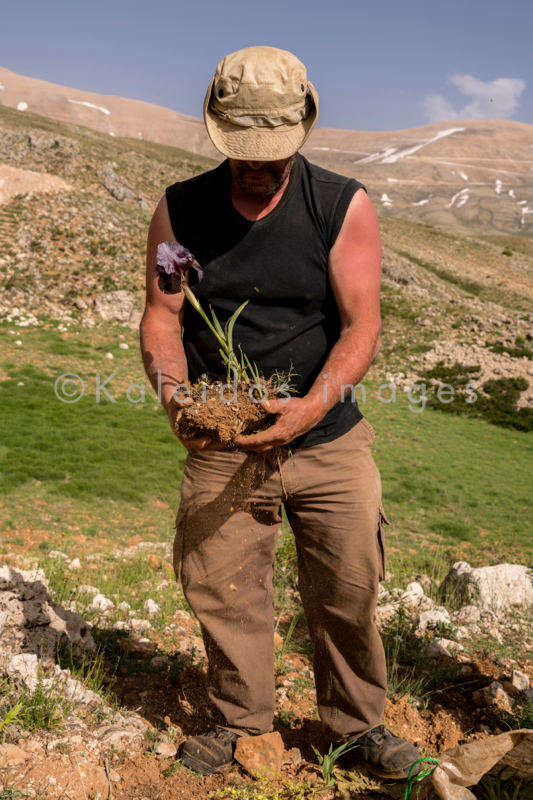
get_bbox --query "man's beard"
[230,156,295,197]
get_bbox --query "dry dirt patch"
[0,163,71,205]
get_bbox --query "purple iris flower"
[153,241,204,295]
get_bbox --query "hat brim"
[203,79,319,161]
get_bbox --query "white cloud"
[423,74,525,124]
[423,94,459,123]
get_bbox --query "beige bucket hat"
[203,46,319,161]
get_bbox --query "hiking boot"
[180,726,242,775]
[336,725,422,780]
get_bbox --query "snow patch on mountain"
[67,99,111,116]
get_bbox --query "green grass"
[0,362,186,503]
[0,326,531,569]
[397,250,484,297]
[362,376,533,562]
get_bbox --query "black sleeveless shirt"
[165,154,364,447]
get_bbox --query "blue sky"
[1,0,532,131]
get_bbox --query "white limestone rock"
[440,561,533,612]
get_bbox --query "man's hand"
[164,391,226,452]
[234,396,321,453]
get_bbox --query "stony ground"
[2,548,533,800]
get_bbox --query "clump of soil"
[175,380,282,445]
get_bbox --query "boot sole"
[362,761,422,781]
[180,750,234,776]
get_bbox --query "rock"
[440,562,533,612]
[378,584,390,600]
[0,743,30,766]
[59,674,103,707]
[282,747,303,767]
[401,582,426,608]
[156,741,177,757]
[502,681,521,697]
[78,585,99,596]
[87,593,114,612]
[108,769,121,782]
[73,298,88,310]
[94,290,142,329]
[414,573,435,591]
[479,609,499,627]
[7,653,104,706]
[65,718,88,733]
[150,655,171,669]
[511,669,530,691]
[417,608,451,633]
[455,626,470,640]
[119,342,129,350]
[102,166,135,203]
[178,635,206,658]
[234,731,285,776]
[436,637,464,654]
[488,627,503,643]
[420,642,451,659]
[118,637,157,660]
[476,723,491,733]
[94,724,144,751]
[6,653,41,690]
[68,558,81,570]
[117,601,131,611]
[457,605,481,624]
[143,599,160,615]
[0,565,94,665]
[130,618,152,633]
[120,716,148,734]
[375,603,399,627]
[472,681,514,712]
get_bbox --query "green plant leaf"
[226,301,248,353]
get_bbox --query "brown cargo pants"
[173,418,388,742]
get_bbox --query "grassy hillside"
[0,103,532,572]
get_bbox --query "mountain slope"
[302,120,533,236]
[3,66,533,235]
[2,66,533,235]
[0,65,219,159]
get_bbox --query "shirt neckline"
[223,154,302,228]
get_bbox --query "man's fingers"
[246,444,275,453]
[260,398,286,414]
[172,395,193,409]
[235,429,289,449]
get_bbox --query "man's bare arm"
[235,188,382,452]
[140,196,226,451]
[140,195,188,409]
[305,187,382,413]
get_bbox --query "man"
[140,46,421,779]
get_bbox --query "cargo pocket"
[173,507,187,586]
[360,417,376,444]
[376,503,390,581]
